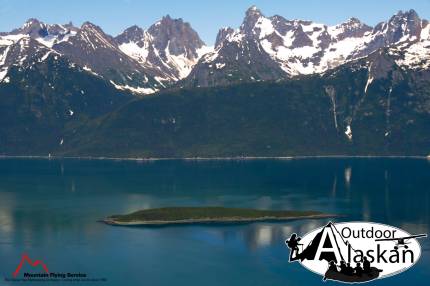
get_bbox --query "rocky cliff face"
[116,16,211,83]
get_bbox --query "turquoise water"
[0,158,429,285]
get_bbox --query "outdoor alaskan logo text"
[286,221,426,283]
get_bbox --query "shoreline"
[0,154,429,162]
[102,213,338,226]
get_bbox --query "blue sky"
[1,0,430,45]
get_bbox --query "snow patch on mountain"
[35,29,77,48]
[118,38,213,81]
[109,80,157,95]
[118,41,150,63]
[0,68,8,82]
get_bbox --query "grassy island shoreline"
[103,207,336,226]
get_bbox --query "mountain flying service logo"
[286,221,426,283]
[13,254,49,278]
[5,253,106,282]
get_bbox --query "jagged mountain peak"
[116,15,211,82]
[44,19,161,94]
[215,27,235,48]
[394,9,419,19]
[380,9,422,44]
[125,25,144,32]
[0,18,78,48]
[147,15,205,55]
[8,18,47,38]
[339,17,370,30]
[72,22,117,50]
[80,21,104,32]
[345,17,362,24]
[242,5,265,34]
[388,9,421,30]
[22,18,43,27]
[329,17,372,41]
[14,18,78,36]
[115,25,145,44]
[245,5,262,17]
[158,14,183,25]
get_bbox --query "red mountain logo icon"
[13,254,50,277]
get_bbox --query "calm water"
[0,158,429,285]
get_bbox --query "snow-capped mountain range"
[1,6,430,93]
[186,6,430,87]
[0,16,210,94]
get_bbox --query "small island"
[103,207,335,226]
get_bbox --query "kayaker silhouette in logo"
[322,256,381,282]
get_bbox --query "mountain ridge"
[184,7,430,87]
[1,7,429,157]
[2,7,430,92]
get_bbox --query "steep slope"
[53,49,430,157]
[184,7,288,87]
[1,19,162,94]
[53,22,160,94]
[0,53,132,155]
[319,48,430,153]
[1,35,55,82]
[116,15,212,84]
